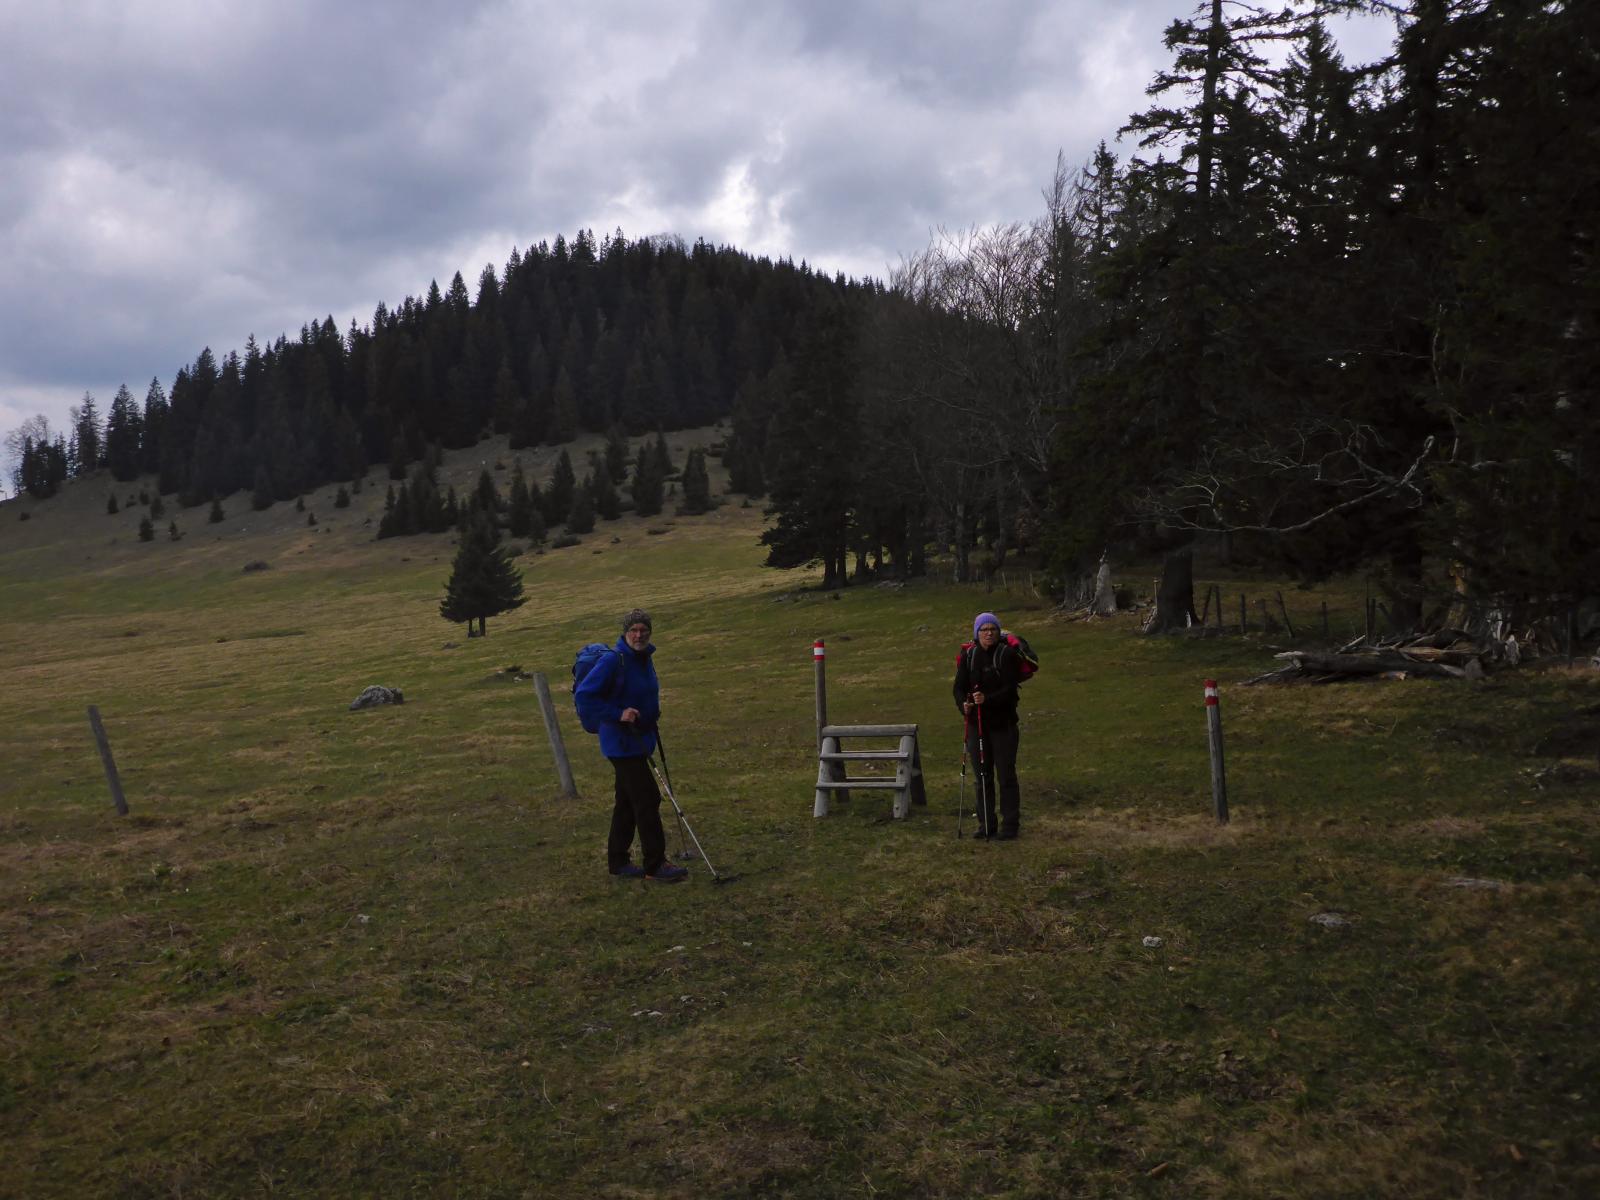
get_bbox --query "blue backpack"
[571,643,622,734]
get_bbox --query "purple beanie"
[973,612,1001,637]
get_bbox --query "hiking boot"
[969,827,992,840]
[647,863,688,883]
[610,864,645,879]
[996,828,1018,841]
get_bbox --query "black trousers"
[967,721,1020,834]
[609,756,667,873]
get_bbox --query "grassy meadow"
[2,437,1598,1198]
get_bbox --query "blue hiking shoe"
[610,864,645,879]
[647,862,688,884]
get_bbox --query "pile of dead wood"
[1242,629,1502,685]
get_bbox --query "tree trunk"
[1092,556,1118,615]
[1144,550,1200,634]
[953,500,971,583]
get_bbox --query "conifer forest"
[10,0,1597,627]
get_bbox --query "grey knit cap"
[621,608,653,634]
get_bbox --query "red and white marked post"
[1204,679,1229,824]
[813,639,827,751]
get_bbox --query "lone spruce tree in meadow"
[439,513,525,637]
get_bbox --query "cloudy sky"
[0,0,1396,468]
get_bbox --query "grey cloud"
[0,0,1393,456]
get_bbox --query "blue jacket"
[574,636,660,759]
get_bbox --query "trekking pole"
[651,731,735,884]
[651,729,695,860]
[974,703,990,839]
[956,710,970,840]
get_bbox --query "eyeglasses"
[978,626,1000,635]
[626,625,651,635]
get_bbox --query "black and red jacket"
[952,640,1022,729]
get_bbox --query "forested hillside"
[12,230,867,512]
[10,0,1595,630]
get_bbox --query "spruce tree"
[507,462,534,537]
[72,393,103,476]
[525,502,548,546]
[724,373,769,495]
[678,448,713,515]
[603,426,630,482]
[138,516,154,542]
[648,431,674,479]
[591,459,622,520]
[545,449,576,525]
[107,494,119,515]
[105,384,144,482]
[209,497,225,523]
[335,485,350,508]
[149,492,165,520]
[140,378,168,477]
[630,443,665,517]
[473,467,501,516]
[439,512,526,637]
[566,478,596,534]
[760,302,859,587]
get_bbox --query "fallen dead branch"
[1242,629,1499,685]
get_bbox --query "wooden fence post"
[1276,591,1296,639]
[86,706,129,816]
[532,672,578,799]
[814,639,827,751]
[1204,681,1229,824]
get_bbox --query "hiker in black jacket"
[953,611,1023,840]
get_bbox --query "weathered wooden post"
[532,672,578,799]
[86,706,129,816]
[1204,680,1228,824]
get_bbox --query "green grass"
[2,454,1598,1198]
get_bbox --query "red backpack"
[957,631,1040,682]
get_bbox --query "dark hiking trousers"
[609,755,668,873]
[967,721,1020,834]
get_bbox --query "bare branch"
[1146,428,1436,533]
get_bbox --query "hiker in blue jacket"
[574,608,688,883]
